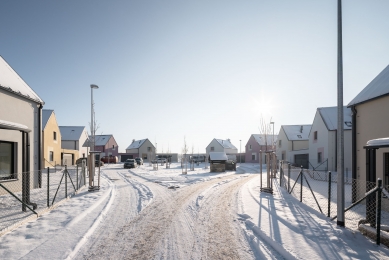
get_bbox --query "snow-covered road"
[75,165,257,259]
[1,163,388,260]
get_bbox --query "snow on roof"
[0,56,43,104]
[42,109,54,129]
[318,106,352,131]
[252,134,277,145]
[282,125,312,141]
[215,139,237,149]
[95,135,112,146]
[348,64,389,107]
[209,152,228,161]
[365,137,389,148]
[126,139,148,149]
[0,119,30,132]
[59,126,87,141]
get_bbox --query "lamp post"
[90,84,99,161]
[336,0,345,227]
[239,140,241,165]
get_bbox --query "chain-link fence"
[279,161,389,246]
[0,165,90,234]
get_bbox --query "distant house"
[59,126,89,164]
[121,138,155,162]
[308,107,352,172]
[206,139,238,155]
[276,125,312,168]
[42,110,62,168]
[347,64,389,187]
[0,56,44,193]
[245,134,277,163]
[94,134,119,159]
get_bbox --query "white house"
[59,126,89,159]
[122,138,155,162]
[276,125,312,168]
[0,56,44,193]
[206,139,238,155]
[308,107,352,172]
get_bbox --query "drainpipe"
[38,104,42,187]
[351,105,357,203]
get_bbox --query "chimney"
[300,126,303,133]
[227,138,230,142]
[132,139,135,143]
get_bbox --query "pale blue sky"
[1,1,389,153]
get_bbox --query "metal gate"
[294,154,309,169]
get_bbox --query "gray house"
[0,56,44,193]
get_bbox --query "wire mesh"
[0,166,87,233]
[279,160,389,245]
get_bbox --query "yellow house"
[348,65,389,189]
[42,109,62,168]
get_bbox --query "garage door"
[62,154,72,166]
[294,154,309,169]
[121,155,133,162]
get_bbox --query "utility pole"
[336,0,345,227]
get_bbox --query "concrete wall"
[355,95,389,186]
[0,89,41,193]
[42,112,62,168]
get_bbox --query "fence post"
[47,167,50,207]
[280,161,283,187]
[376,178,382,245]
[288,163,291,193]
[300,166,303,202]
[76,164,79,190]
[328,171,332,217]
[65,165,67,198]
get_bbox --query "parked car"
[151,158,167,164]
[124,159,137,168]
[135,157,143,165]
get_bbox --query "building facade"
[42,109,62,168]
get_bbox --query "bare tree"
[258,115,272,152]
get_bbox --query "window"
[211,147,214,151]
[314,131,318,140]
[249,145,252,150]
[318,152,322,163]
[50,151,54,162]
[252,153,256,161]
[279,140,282,147]
[297,135,302,139]
[53,131,57,141]
[0,142,15,180]
[147,147,151,152]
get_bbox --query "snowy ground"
[0,163,388,259]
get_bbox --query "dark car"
[124,159,137,168]
[135,157,143,165]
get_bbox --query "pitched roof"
[317,106,352,131]
[0,56,43,104]
[42,109,54,129]
[215,139,237,150]
[59,126,87,141]
[95,135,113,146]
[252,134,277,145]
[126,139,148,149]
[282,125,312,141]
[348,65,389,107]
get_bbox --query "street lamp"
[90,84,99,154]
